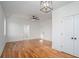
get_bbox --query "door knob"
[71,37,74,39]
[74,37,77,40]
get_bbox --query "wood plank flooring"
[1,39,76,58]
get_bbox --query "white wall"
[0,4,6,56]
[6,13,52,42]
[40,18,52,41]
[7,14,41,42]
[7,14,28,42]
[30,20,40,39]
[52,2,79,51]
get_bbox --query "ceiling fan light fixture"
[31,16,39,22]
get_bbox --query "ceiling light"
[40,1,53,13]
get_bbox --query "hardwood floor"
[1,39,76,58]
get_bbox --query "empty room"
[0,0,79,58]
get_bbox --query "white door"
[74,15,79,57]
[63,16,74,55]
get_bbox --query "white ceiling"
[0,1,72,20]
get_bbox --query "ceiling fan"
[32,16,39,21]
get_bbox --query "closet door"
[74,15,79,57]
[63,16,74,55]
